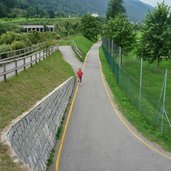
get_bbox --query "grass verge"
[73,36,94,61]
[57,35,94,62]
[0,51,74,171]
[99,47,171,152]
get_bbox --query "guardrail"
[0,46,58,82]
[0,44,43,61]
[72,41,83,59]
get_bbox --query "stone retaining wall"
[1,77,75,171]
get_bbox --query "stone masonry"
[1,77,75,171]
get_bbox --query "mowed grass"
[99,47,171,152]
[74,36,94,61]
[0,51,74,171]
[57,35,94,62]
[122,51,171,121]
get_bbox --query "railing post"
[15,60,18,76]
[31,55,33,67]
[3,63,6,81]
[35,54,37,64]
[24,58,26,70]
[39,52,41,61]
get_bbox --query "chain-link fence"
[102,37,171,136]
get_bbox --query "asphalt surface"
[59,46,83,72]
[57,43,171,171]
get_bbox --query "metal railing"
[0,46,58,82]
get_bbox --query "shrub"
[0,44,11,53]
[0,31,23,44]
[11,41,27,50]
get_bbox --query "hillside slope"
[0,0,153,22]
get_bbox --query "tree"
[137,2,171,67]
[0,3,8,18]
[81,14,101,40]
[106,0,126,20]
[26,6,36,18]
[48,10,55,18]
[103,14,136,65]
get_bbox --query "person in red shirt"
[77,68,83,84]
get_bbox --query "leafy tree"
[26,6,36,18]
[81,14,101,41]
[103,14,136,65]
[106,0,126,20]
[0,3,8,17]
[137,2,171,67]
[48,10,55,18]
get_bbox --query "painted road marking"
[55,45,91,171]
[55,84,79,171]
[98,49,171,161]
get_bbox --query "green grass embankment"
[73,36,94,61]
[58,35,94,62]
[0,51,74,171]
[99,47,171,152]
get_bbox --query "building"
[21,25,55,32]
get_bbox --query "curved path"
[57,42,171,171]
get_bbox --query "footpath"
[56,43,171,171]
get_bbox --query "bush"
[0,31,23,44]
[11,41,27,50]
[27,31,44,44]
[0,44,11,53]
[0,44,11,59]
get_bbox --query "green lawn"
[99,47,171,152]
[0,51,74,171]
[57,35,94,62]
[73,36,94,61]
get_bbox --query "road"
[56,42,171,171]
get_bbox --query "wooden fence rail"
[72,41,83,59]
[0,44,43,61]
[0,46,58,82]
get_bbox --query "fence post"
[31,55,33,67]
[118,47,122,85]
[23,58,26,70]
[35,54,37,64]
[15,60,18,75]
[111,39,114,57]
[3,63,6,81]
[39,52,41,61]
[139,58,143,111]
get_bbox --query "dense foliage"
[0,0,153,22]
[81,14,101,41]
[106,0,126,20]
[137,2,171,67]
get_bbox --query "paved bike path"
[58,42,171,171]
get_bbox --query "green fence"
[102,38,171,136]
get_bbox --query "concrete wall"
[1,77,75,171]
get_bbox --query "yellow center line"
[55,45,91,171]
[56,84,79,171]
[98,49,171,161]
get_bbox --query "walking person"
[77,68,83,85]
